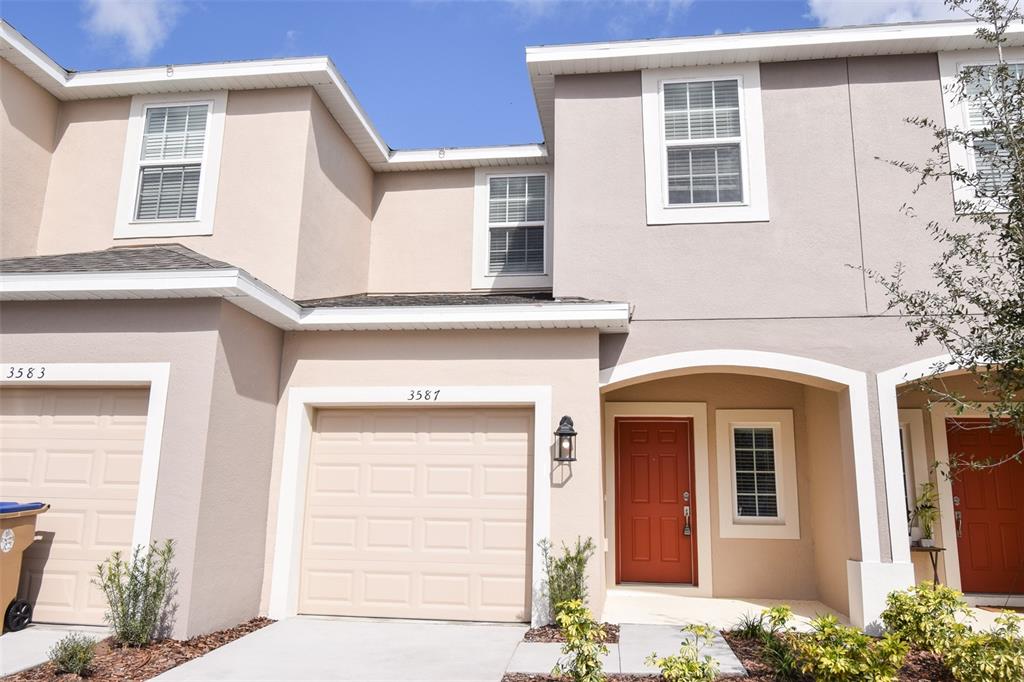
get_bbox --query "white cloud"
[806,0,963,27]
[502,0,694,36]
[83,0,184,63]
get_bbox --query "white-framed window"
[114,91,227,238]
[938,50,1024,211]
[641,63,769,225]
[898,408,929,531]
[715,409,799,540]
[472,168,552,289]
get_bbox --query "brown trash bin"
[0,502,49,632]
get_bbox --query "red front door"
[948,419,1024,594]
[615,418,696,584]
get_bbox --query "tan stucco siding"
[33,89,311,298]
[368,169,476,293]
[1,57,58,258]
[0,299,281,638]
[187,301,283,635]
[551,64,865,318]
[604,374,841,603]
[295,92,374,299]
[260,329,604,615]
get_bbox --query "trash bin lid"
[0,501,47,514]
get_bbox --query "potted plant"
[912,482,940,548]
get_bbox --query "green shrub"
[551,599,607,682]
[539,537,595,620]
[95,538,175,646]
[881,582,970,653]
[734,605,794,641]
[48,633,97,676]
[944,612,1024,682]
[644,624,720,682]
[791,614,908,682]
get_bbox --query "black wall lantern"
[554,415,577,462]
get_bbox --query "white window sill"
[113,220,214,239]
[472,272,552,291]
[647,203,770,225]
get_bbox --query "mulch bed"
[721,632,957,682]
[501,671,655,675]
[524,623,621,644]
[4,617,273,681]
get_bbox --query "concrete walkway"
[0,623,108,676]
[154,617,527,681]
[506,624,746,676]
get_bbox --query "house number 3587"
[407,389,441,401]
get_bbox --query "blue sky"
[2,1,961,148]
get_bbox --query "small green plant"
[551,599,607,682]
[732,605,799,680]
[944,612,1024,682]
[791,614,908,682]
[95,538,175,646]
[644,624,720,682]
[48,633,97,676]
[881,581,970,653]
[912,481,940,542]
[539,537,595,620]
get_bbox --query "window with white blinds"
[964,63,1023,197]
[663,79,743,205]
[732,426,778,519]
[487,175,546,275]
[133,104,209,221]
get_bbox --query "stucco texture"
[0,299,282,637]
[603,373,852,615]
[1,57,58,259]
[259,329,604,618]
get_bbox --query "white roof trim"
[526,19,1024,146]
[0,270,629,333]
[0,21,547,172]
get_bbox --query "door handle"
[682,505,691,536]
[955,511,963,538]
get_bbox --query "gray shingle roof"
[0,245,232,273]
[297,292,597,308]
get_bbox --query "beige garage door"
[0,387,147,625]
[299,408,532,622]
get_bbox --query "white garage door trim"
[269,385,552,626]
[0,362,170,549]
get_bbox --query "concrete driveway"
[154,617,528,682]
[0,624,108,676]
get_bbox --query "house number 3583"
[5,366,46,379]
[407,389,441,401]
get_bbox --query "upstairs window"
[488,175,546,275]
[663,80,743,206]
[641,63,769,225]
[135,105,208,221]
[473,170,551,289]
[964,63,1023,198]
[115,92,227,238]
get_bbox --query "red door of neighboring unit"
[948,419,1024,594]
[616,418,696,584]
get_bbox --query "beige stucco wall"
[31,88,363,299]
[259,328,604,618]
[295,92,374,299]
[603,373,853,610]
[1,57,58,259]
[368,169,476,293]
[0,299,281,638]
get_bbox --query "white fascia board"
[298,301,630,331]
[525,20,1015,72]
[383,144,549,170]
[0,271,630,333]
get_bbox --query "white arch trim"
[876,355,954,566]
[599,349,880,565]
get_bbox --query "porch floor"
[602,586,848,632]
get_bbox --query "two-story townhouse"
[1,18,1021,639]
